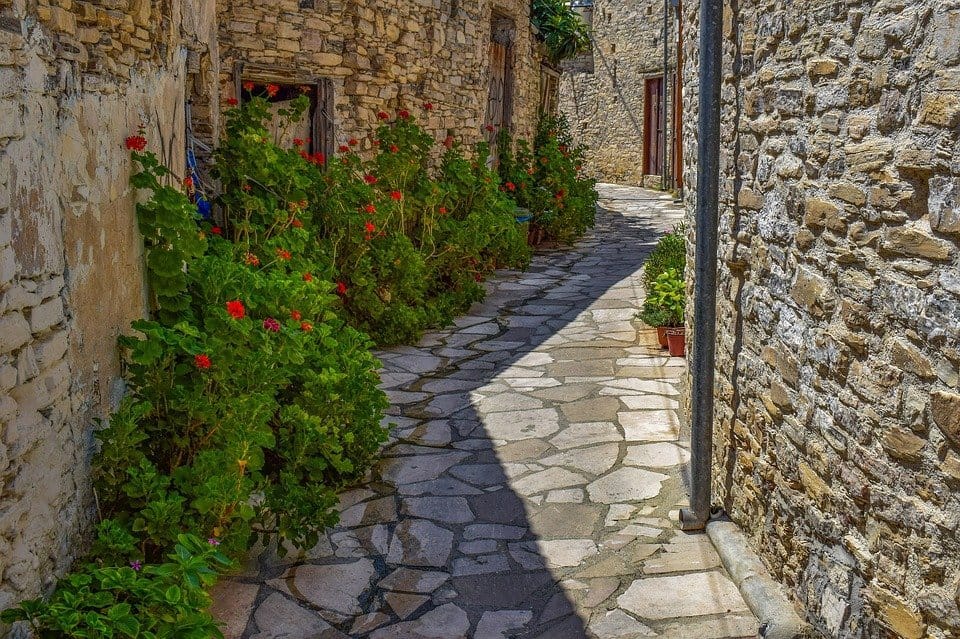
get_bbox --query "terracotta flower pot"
[665,327,686,358]
[656,326,669,348]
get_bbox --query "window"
[233,62,334,161]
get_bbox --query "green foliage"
[1,534,230,639]
[641,268,685,327]
[499,114,598,244]
[531,0,592,64]
[643,224,686,291]
[130,152,207,324]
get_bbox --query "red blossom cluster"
[276,248,292,261]
[226,97,239,106]
[300,151,326,166]
[390,191,403,201]
[364,174,378,185]
[125,135,147,152]
[364,221,376,241]
[303,272,314,282]
[336,281,348,295]
[194,354,212,370]
[377,111,390,120]
[262,317,281,332]
[226,300,246,320]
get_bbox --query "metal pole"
[680,0,722,532]
[661,0,669,189]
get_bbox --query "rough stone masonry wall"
[0,0,216,616]
[559,0,668,186]
[681,0,960,637]
[216,0,546,152]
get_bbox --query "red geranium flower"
[348,138,358,146]
[339,145,350,153]
[243,184,253,192]
[300,321,313,332]
[245,253,260,266]
[266,84,280,98]
[125,135,147,151]
[292,218,303,228]
[377,111,390,120]
[276,248,292,261]
[303,272,314,282]
[226,300,246,320]
[291,310,302,321]
[372,139,381,147]
[210,226,222,235]
[389,144,399,153]
[364,221,376,240]
[242,81,255,92]
[184,176,194,188]
[226,97,239,106]
[398,109,410,119]
[439,206,448,215]
[390,191,403,201]
[364,174,378,184]
[505,182,516,192]
[423,102,434,111]
[336,281,348,295]
[293,138,305,147]
[262,317,281,332]
[194,354,212,370]
[364,204,376,214]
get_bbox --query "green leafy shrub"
[532,0,592,64]
[499,114,598,244]
[1,534,230,639]
[641,268,685,327]
[643,223,686,291]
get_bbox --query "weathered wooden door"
[485,41,510,164]
[644,76,665,176]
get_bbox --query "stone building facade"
[0,0,550,619]
[213,0,550,157]
[681,0,960,637]
[559,0,681,188]
[0,0,218,614]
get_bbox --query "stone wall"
[681,0,960,637]
[0,0,217,615]
[558,0,672,186]
[214,0,548,153]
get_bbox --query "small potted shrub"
[639,298,671,348]
[643,269,686,357]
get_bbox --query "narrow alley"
[211,185,756,639]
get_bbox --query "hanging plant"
[531,0,592,64]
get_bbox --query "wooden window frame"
[233,61,335,161]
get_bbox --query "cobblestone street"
[212,185,757,638]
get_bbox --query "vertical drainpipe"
[679,0,723,532]
[661,0,669,190]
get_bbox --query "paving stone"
[387,520,455,567]
[588,609,657,638]
[512,539,598,567]
[380,451,471,484]
[351,612,392,635]
[528,503,603,538]
[643,542,722,574]
[658,614,760,638]
[452,553,512,576]
[378,567,451,593]
[587,467,669,503]
[267,559,377,615]
[624,442,691,467]
[475,392,544,412]
[386,592,430,619]
[339,496,398,528]
[448,463,509,486]
[482,408,561,440]
[618,572,752,620]
[401,496,474,523]
[550,422,621,450]
[546,488,585,503]
[250,593,345,639]
[538,443,620,475]
[559,396,622,421]
[475,610,535,639]
[464,523,527,540]
[618,410,681,442]
[459,539,498,554]
[512,467,588,495]
[208,581,259,639]
[369,603,470,639]
[496,438,552,461]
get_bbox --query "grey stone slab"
[398,477,484,496]
[401,496,475,524]
[452,553,512,576]
[379,451,471,484]
[512,467,588,496]
[482,408,560,441]
[448,463,509,487]
[475,610,535,639]
[378,567,451,594]
[618,410,681,442]
[387,520,455,567]
[250,593,344,639]
[587,467,669,503]
[369,603,470,639]
[464,523,527,540]
[538,443,621,475]
[588,610,656,638]
[475,392,544,413]
[617,572,751,620]
[624,443,690,468]
[550,422,621,450]
[266,559,376,616]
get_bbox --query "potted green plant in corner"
[641,268,686,356]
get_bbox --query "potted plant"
[640,268,686,356]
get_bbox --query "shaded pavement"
[211,184,758,638]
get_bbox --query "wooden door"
[485,41,509,164]
[644,77,665,176]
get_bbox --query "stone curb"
[706,518,810,639]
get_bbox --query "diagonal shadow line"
[238,185,684,638]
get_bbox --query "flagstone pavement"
[211,184,758,639]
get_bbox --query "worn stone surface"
[681,2,960,637]
[216,186,755,637]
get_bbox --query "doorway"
[644,76,665,176]
[485,15,516,165]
